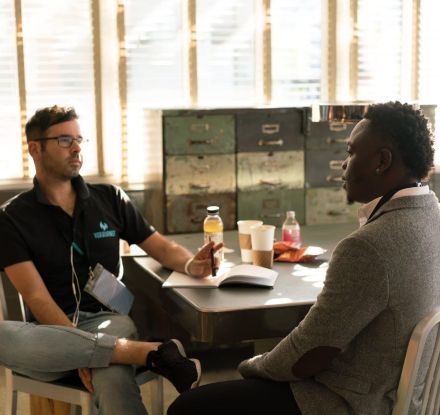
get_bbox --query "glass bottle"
[203,205,224,261]
[282,211,301,247]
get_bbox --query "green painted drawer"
[237,151,304,191]
[164,114,235,155]
[166,193,236,234]
[306,187,359,225]
[306,121,356,150]
[165,154,236,195]
[305,148,346,188]
[237,189,305,227]
[236,108,305,152]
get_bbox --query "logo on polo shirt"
[93,221,116,239]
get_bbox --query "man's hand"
[78,368,94,393]
[188,241,224,278]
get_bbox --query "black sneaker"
[146,339,201,393]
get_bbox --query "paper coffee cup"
[250,225,275,269]
[237,220,263,263]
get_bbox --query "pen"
[209,237,216,276]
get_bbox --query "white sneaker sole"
[171,339,202,389]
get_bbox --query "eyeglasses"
[33,135,88,148]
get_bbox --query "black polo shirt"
[0,176,155,315]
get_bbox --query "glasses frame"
[32,135,88,148]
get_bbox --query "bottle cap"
[207,206,220,214]
[287,211,296,218]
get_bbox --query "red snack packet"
[273,241,326,263]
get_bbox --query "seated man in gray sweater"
[167,102,440,415]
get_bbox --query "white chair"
[392,308,440,415]
[0,273,164,415]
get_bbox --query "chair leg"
[80,393,94,415]
[149,377,164,415]
[4,369,17,415]
[4,389,18,415]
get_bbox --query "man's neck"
[36,173,77,216]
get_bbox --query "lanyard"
[367,182,423,221]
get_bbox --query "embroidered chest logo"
[93,221,116,239]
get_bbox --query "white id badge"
[84,263,134,315]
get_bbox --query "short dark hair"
[364,101,434,180]
[25,105,78,142]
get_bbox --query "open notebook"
[162,264,278,289]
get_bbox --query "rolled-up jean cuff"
[89,332,118,368]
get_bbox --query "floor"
[0,345,251,415]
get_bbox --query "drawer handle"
[326,175,343,182]
[326,137,350,145]
[329,122,347,132]
[327,210,343,216]
[329,160,344,170]
[261,213,282,219]
[190,123,210,132]
[262,124,280,135]
[192,164,211,171]
[260,179,282,187]
[190,183,211,190]
[190,216,205,224]
[189,139,213,145]
[258,138,284,147]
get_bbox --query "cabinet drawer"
[237,189,305,227]
[237,151,304,191]
[165,154,236,195]
[305,149,346,188]
[306,188,359,225]
[420,105,436,131]
[306,121,355,150]
[164,114,235,155]
[166,193,236,234]
[236,108,304,152]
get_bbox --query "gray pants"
[0,311,148,415]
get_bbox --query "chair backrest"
[392,308,440,415]
[0,271,27,322]
[0,272,8,321]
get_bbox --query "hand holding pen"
[185,240,223,278]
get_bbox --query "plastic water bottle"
[282,211,301,247]
[203,206,224,262]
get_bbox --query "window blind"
[271,0,322,104]
[196,0,258,107]
[124,0,185,184]
[21,0,97,176]
[0,1,22,180]
[356,0,403,101]
[419,0,440,165]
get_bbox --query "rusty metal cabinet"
[236,108,305,152]
[236,108,306,226]
[237,151,304,191]
[164,114,235,155]
[306,187,359,225]
[163,110,236,234]
[238,189,305,227]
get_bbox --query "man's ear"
[28,141,40,161]
[376,147,393,174]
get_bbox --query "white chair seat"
[0,272,164,415]
[392,307,440,415]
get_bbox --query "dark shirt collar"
[33,175,90,205]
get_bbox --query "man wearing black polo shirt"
[0,105,220,415]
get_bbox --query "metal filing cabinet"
[163,111,236,234]
[236,108,306,227]
[305,121,360,225]
[306,187,359,225]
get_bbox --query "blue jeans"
[0,311,148,415]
